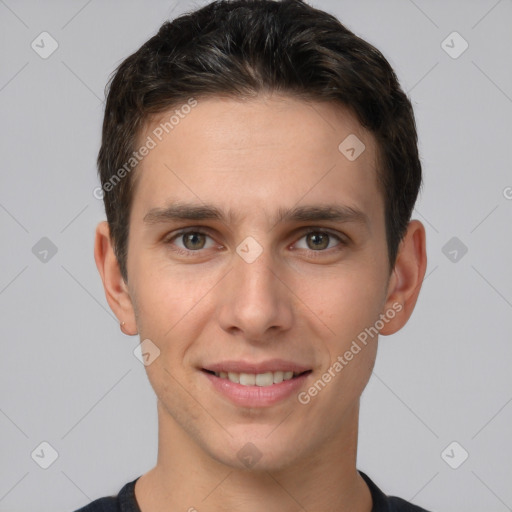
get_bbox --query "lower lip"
[202,370,311,407]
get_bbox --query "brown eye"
[294,230,344,253]
[306,232,330,250]
[181,232,207,250]
[165,228,219,257]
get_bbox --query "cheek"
[307,282,381,409]
[128,253,203,331]
[128,257,219,374]
[298,266,386,344]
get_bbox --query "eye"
[166,229,217,254]
[164,228,346,258]
[294,230,344,252]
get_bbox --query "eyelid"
[294,226,347,240]
[163,226,213,242]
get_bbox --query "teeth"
[240,373,256,385]
[213,370,301,386]
[273,371,284,384]
[227,372,239,383]
[255,372,273,386]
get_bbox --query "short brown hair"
[98,0,422,280]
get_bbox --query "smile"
[201,368,312,407]
[203,369,310,387]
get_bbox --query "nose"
[217,244,294,343]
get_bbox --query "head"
[98,0,422,281]
[95,0,426,472]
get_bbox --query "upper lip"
[202,359,311,374]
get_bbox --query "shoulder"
[358,470,432,512]
[71,477,141,512]
[73,496,119,512]
[387,496,432,511]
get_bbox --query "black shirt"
[73,470,431,511]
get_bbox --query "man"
[77,0,429,510]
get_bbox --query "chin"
[206,430,305,473]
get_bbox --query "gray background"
[1,0,511,511]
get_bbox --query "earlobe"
[94,221,138,336]
[379,220,427,336]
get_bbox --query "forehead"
[133,94,383,227]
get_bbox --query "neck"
[135,400,372,512]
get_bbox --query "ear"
[379,220,427,336]
[94,221,138,335]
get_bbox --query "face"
[117,95,400,470]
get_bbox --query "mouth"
[201,368,312,387]
[200,359,313,407]
[201,367,312,407]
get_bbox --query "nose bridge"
[218,237,292,338]
[235,244,276,296]
[233,240,280,308]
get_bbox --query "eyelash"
[164,228,347,258]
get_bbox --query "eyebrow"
[143,202,369,228]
